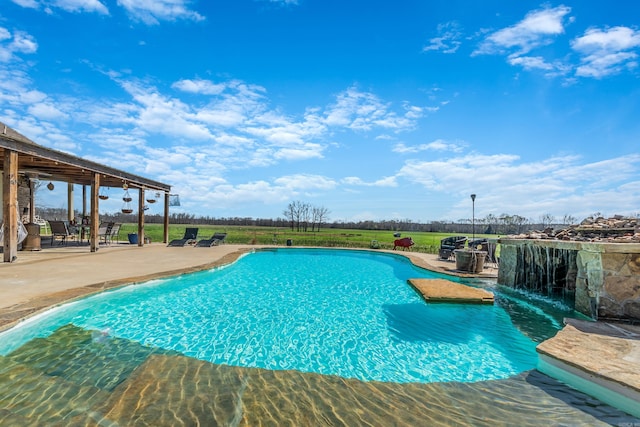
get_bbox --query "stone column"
[575,249,603,319]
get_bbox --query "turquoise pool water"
[1,249,552,383]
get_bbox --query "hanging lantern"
[47,182,55,191]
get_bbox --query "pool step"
[97,353,248,426]
[1,323,183,424]
[0,355,109,425]
[6,324,175,391]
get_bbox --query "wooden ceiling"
[0,123,170,192]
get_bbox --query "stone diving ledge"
[536,318,640,418]
[408,279,494,304]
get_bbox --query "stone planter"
[454,249,487,273]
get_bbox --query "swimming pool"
[0,248,637,425]
[4,249,544,382]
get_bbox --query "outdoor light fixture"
[470,194,476,242]
[47,182,54,191]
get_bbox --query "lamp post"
[470,194,476,243]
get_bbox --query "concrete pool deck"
[0,243,638,418]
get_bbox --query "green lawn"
[119,224,496,254]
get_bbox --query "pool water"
[3,249,543,383]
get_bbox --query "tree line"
[34,204,582,235]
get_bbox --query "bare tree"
[284,200,308,231]
[283,201,300,231]
[562,214,577,225]
[311,206,330,231]
[301,203,310,232]
[539,213,556,228]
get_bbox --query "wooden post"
[90,173,100,252]
[82,185,87,218]
[67,183,74,222]
[164,192,169,244]
[138,188,145,246]
[29,178,35,223]
[2,150,18,262]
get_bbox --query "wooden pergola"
[1,122,171,263]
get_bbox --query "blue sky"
[1,0,639,223]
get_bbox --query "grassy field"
[118,224,496,254]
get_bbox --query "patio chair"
[168,227,199,247]
[106,223,121,244]
[195,232,227,247]
[438,235,467,260]
[48,220,76,246]
[97,222,114,244]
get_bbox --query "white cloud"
[396,153,640,220]
[507,55,571,77]
[474,5,572,56]
[573,26,640,52]
[324,86,420,132]
[117,0,205,25]
[118,80,214,140]
[12,0,204,23]
[172,79,226,95]
[508,55,554,70]
[393,139,465,154]
[170,173,335,213]
[264,0,298,4]
[27,102,69,120]
[0,28,38,62]
[423,21,463,54]
[273,174,336,190]
[342,176,397,187]
[11,0,109,13]
[572,26,640,78]
[11,0,40,7]
[53,0,108,14]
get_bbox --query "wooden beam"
[164,192,169,244]
[2,150,18,262]
[138,188,145,246]
[1,136,170,192]
[90,173,99,252]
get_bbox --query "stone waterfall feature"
[498,239,640,322]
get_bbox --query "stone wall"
[498,239,640,322]
[0,173,31,220]
[597,248,640,320]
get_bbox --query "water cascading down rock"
[498,215,640,321]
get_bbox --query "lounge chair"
[195,232,227,247]
[168,227,199,247]
[438,235,467,260]
[48,220,76,246]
